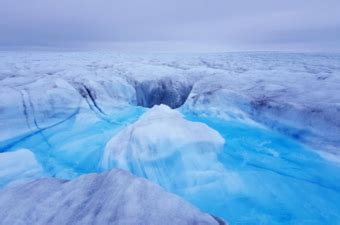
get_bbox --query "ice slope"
[181,53,340,158]
[0,169,223,225]
[0,149,45,188]
[0,58,136,144]
[182,71,340,158]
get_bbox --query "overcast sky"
[0,0,339,51]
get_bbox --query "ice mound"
[100,105,239,194]
[101,104,224,164]
[0,149,45,188]
[0,169,224,225]
[102,104,224,162]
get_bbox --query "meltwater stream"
[2,106,340,225]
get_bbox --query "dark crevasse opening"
[134,77,192,109]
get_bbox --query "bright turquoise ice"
[1,106,146,178]
[1,108,340,225]
[183,113,340,225]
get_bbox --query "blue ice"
[183,113,340,225]
[1,108,340,225]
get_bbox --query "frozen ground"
[0,51,339,225]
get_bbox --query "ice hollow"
[134,77,192,109]
[125,63,192,109]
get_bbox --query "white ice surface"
[0,149,45,188]
[0,169,222,225]
[101,105,243,197]
[102,104,225,164]
[181,53,340,156]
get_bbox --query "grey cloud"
[0,0,339,51]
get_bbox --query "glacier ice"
[181,54,340,156]
[0,149,45,188]
[101,104,244,218]
[1,51,339,156]
[0,169,224,225]
[124,63,192,108]
[134,76,192,108]
[101,104,225,165]
[0,66,136,145]
[0,51,340,225]
[101,105,231,190]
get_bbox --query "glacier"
[0,51,340,225]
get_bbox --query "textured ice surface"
[0,105,146,179]
[123,63,192,108]
[184,114,340,224]
[1,51,340,225]
[1,52,339,155]
[181,53,340,157]
[0,169,222,225]
[0,149,45,188]
[101,104,244,222]
[101,105,239,196]
[102,104,225,167]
